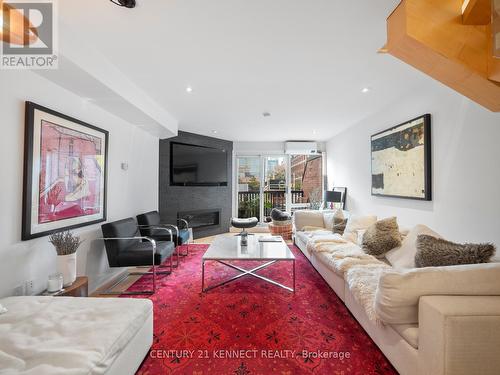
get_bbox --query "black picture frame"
[22,102,109,240]
[332,186,347,210]
[370,114,432,201]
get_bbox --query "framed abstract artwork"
[371,114,431,201]
[22,102,108,240]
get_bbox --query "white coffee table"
[202,235,295,293]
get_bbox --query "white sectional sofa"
[293,210,500,375]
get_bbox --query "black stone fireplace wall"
[159,131,233,239]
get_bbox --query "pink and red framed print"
[22,102,108,240]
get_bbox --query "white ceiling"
[59,0,426,142]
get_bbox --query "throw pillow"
[323,209,345,232]
[0,304,7,314]
[362,217,402,257]
[295,211,324,231]
[333,218,348,235]
[322,212,336,230]
[385,224,442,269]
[342,215,377,243]
[415,235,496,268]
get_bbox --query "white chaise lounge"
[0,296,153,375]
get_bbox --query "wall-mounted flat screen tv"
[170,142,228,186]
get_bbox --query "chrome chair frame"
[176,218,191,256]
[138,224,180,267]
[98,236,173,295]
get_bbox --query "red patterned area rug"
[124,244,397,375]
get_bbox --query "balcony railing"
[237,190,305,219]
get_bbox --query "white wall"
[234,141,326,155]
[0,70,159,298]
[326,79,500,248]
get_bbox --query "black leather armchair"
[137,211,191,257]
[100,217,176,295]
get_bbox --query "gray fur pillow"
[333,218,347,235]
[362,217,402,257]
[415,235,496,268]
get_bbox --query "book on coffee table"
[258,236,283,242]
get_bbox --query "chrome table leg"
[201,260,205,292]
[202,259,295,293]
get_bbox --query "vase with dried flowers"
[49,231,83,287]
[308,188,323,210]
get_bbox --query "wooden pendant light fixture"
[494,0,500,58]
[382,0,500,112]
[0,0,38,46]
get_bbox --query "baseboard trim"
[90,268,128,296]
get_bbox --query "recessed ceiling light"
[212,130,218,134]
[186,86,193,93]
[312,130,317,135]
[361,87,371,93]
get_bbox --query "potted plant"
[49,231,83,287]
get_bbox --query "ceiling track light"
[109,0,136,8]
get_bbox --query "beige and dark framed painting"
[371,114,431,201]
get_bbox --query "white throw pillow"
[375,263,500,324]
[385,224,442,269]
[322,209,344,230]
[342,215,377,244]
[322,213,335,230]
[0,303,7,314]
[294,210,325,231]
[356,229,367,247]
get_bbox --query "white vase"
[56,253,77,287]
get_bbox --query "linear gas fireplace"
[178,209,221,231]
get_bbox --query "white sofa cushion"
[391,324,419,349]
[374,263,500,324]
[294,210,325,231]
[342,215,377,244]
[385,224,442,269]
[345,264,391,322]
[295,230,310,244]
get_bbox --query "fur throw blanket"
[313,242,386,274]
[313,240,362,254]
[306,234,349,253]
[345,264,391,323]
[334,257,387,276]
[309,239,389,323]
